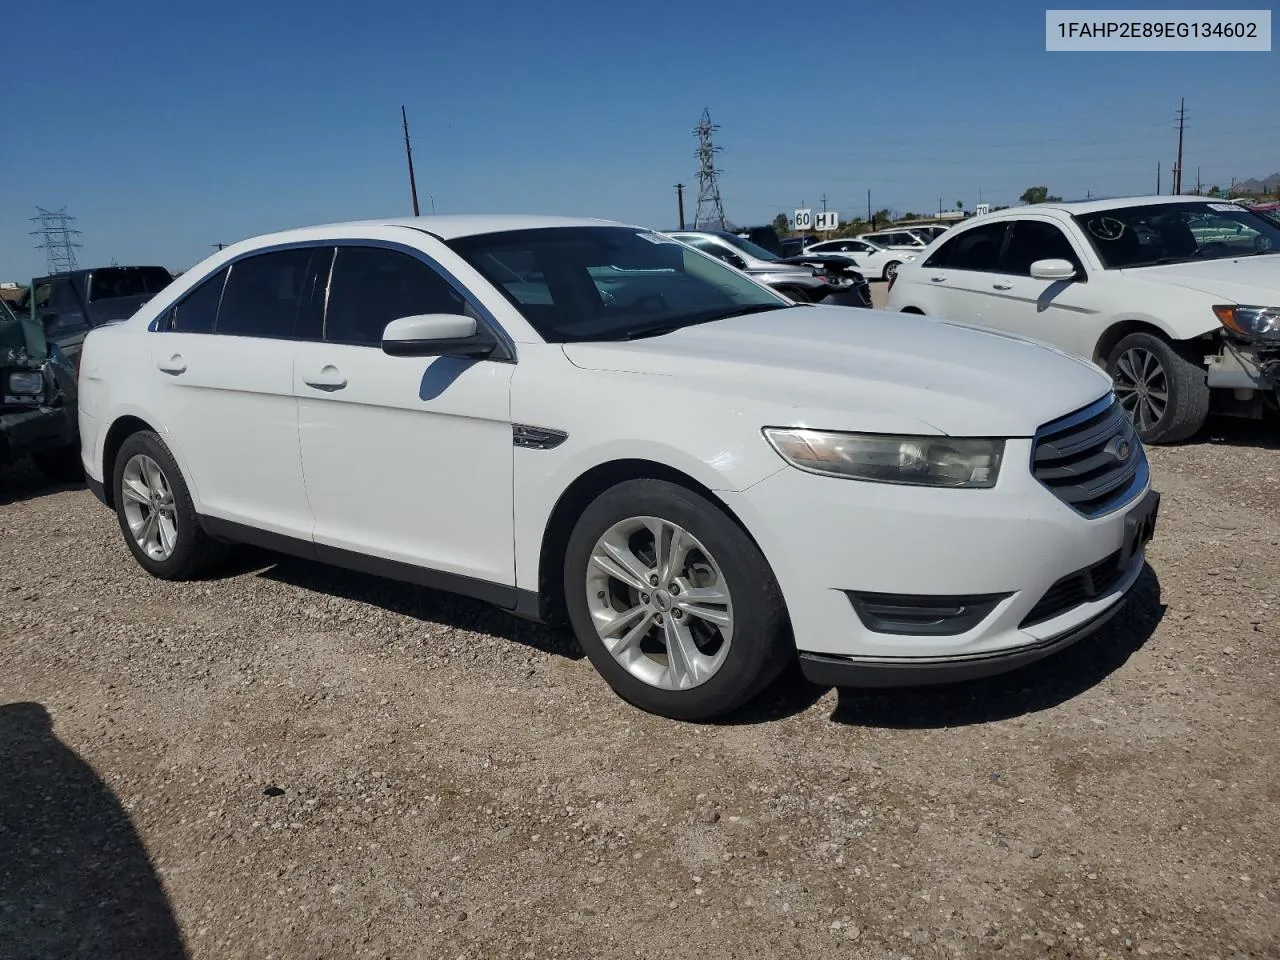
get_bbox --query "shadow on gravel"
[226,548,585,661]
[0,458,86,507]
[824,563,1165,729]
[0,702,187,960]
[1199,414,1280,451]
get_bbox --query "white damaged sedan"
[77,216,1159,720]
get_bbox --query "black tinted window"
[1002,221,1081,275]
[325,247,469,346]
[169,268,227,334]
[89,267,173,301]
[216,248,325,339]
[925,222,1007,271]
[38,280,87,334]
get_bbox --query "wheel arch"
[100,414,161,509]
[534,458,768,628]
[1091,316,1217,367]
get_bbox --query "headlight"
[1212,304,1280,340]
[763,428,1004,488]
[7,371,44,396]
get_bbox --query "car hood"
[1121,255,1280,302]
[561,306,1112,437]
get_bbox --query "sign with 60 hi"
[794,209,839,231]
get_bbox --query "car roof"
[986,195,1233,218]
[235,215,634,250]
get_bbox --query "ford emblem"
[1105,435,1131,462]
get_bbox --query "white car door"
[293,243,516,588]
[976,217,1108,357]
[911,220,1012,326]
[147,247,323,538]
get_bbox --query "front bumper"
[723,438,1157,681]
[0,404,77,462]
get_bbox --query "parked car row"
[76,214,1160,722]
[886,196,1280,443]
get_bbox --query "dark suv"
[20,265,174,362]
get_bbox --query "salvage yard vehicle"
[664,229,872,306]
[886,196,1280,443]
[78,215,1158,720]
[802,236,916,281]
[18,265,174,363]
[0,296,81,480]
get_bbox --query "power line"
[30,207,82,274]
[692,109,727,230]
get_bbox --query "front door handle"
[157,354,186,375]
[992,281,1013,290]
[303,365,348,392]
[929,275,947,283]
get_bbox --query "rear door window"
[924,222,1009,271]
[215,248,328,340]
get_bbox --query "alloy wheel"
[120,454,179,561]
[1113,346,1169,433]
[585,516,734,691]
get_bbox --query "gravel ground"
[1,416,1278,960]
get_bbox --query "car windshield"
[720,234,781,261]
[447,226,789,343]
[1072,202,1280,268]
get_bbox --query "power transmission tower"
[1172,97,1186,195]
[692,109,727,229]
[30,206,82,274]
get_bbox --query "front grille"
[1021,550,1125,627]
[1031,395,1147,517]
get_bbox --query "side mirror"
[381,314,495,358]
[1029,258,1078,281]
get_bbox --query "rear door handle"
[157,354,186,375]
[303,365,347,392]
[992,282,1013,290]
[929,275,947,283]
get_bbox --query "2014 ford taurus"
[77,216,1159,720]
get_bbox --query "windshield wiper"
[617,303,788,341]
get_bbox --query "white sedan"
[887,196,1280,443]
[78,215,1158,720]
[802,237,916,280]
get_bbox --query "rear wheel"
[563,479,790,721]
[1105,331,1209,444]
[112,431,221,580]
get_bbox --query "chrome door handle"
[992,281,1013,290]
[929,275,947,283]
[303,366,347,391]
[157,354,186,375]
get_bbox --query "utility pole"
[1157,162,1161,195]
[821,193,828,212]
[1172,97,1186,195]
[1195,167,1202,194]
[213,243,227,251]
[867,190,872,228]
[938,196,943,218]
[401,105,421,217]
[674,183,686,229]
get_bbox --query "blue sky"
[2,0,1275,278]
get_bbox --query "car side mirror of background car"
[1029,259,1078,281]
[381,314,496,358]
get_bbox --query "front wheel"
[563,479,790,721]
[1105,331,1209,444]
[883,260,901,281]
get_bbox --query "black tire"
[563,479,790,721]
[1105,331,1209,444]
[112,430,220,580]
[883,260,901,281]
[32,444,84,483]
